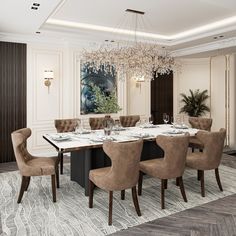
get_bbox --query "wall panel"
[0,41,26,162]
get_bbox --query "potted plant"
[180,89,210,117]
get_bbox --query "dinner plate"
[52,135,71,141]
[129,133,150,138]
[162,130,184,135]
[141,125,158,128]
[173,125,188,129]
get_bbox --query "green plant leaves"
[91,84,122,114]
[180,89,210,117]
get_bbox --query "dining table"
[43,124,198,196]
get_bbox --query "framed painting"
[80,62,117,114]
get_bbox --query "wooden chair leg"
[89,180,94,208]
[164,179,168,189]
[121,190,125,200]
[176,177,179,186]
[17,176,28,203]
[161,179,165,209]
[24,176,31,191]
[200,170,205,197]
[131,186,141,216]
[51,174,56,202]
[108,191,113,225]
[138,171,143,196]
[56,166,59,188]
[197,170,201,181]
[178,176,187,202]
[59,152,63,175]
[215,168,223,191]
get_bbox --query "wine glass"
[163,113,169,124]
[171,116,176,128]
[149,115,154,124]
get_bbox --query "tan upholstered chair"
[89,139,143,225]
[188,117,212,152]
[89,116,114,130]
[119,115,140,127]
[11,128,59,203]
[54,118,79,174]
[138,134,190,209]
[186,128,226,197]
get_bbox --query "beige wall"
[174,55,236,148]
[27,43,150,154]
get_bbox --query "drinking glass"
[163,113,169,124]
[171,116,176,127]
[149,115,153,124]
[104,120,113,137]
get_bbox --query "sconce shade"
[135,76,145,82]
[44,70,54,79]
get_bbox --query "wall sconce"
[44,70,54,93]
[135,76,145,92]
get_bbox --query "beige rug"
[0,164,236,236]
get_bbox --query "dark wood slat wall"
[0,41,26,163]
[151,72,173,124]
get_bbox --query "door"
[151,72,173,124]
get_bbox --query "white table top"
[43,124,198,152]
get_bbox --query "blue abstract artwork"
[80,62,117,114]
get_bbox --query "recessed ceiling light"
[31,6,38,10]
[33,3,40,6]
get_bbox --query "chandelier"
[82,9,178,81]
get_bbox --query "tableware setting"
[162,129,185,135]
[50,134,72,141]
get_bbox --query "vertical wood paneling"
[0,41,26,163]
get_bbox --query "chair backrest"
[89,117,105,130]
[54,118,78,133]
[103,139,143,190]
[119,115,140,127]
[189,117,212,131]
[11,128,33,174]
[195,128,226,169]
[156,133,190,178]
[89,117,114,130]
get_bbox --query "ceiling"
[1,0,236,56]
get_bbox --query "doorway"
[151,72,173,124]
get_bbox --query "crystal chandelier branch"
[82,10,179,81]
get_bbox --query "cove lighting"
[46,15,236,41]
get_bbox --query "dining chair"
[89,116,114,130]
[138,133,190,209]
[11,128,59,203]
[186,128,226,197]
[119,115,140,127]
[54,118,79,174]
[89,139,143,225]
[188,117,212,152]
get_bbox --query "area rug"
[0,164,236,236]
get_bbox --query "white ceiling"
[1,0,236,56]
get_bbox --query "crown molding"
[172,37,236,57]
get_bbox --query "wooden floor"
[0,154,235,236]
[112,154,236,236]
